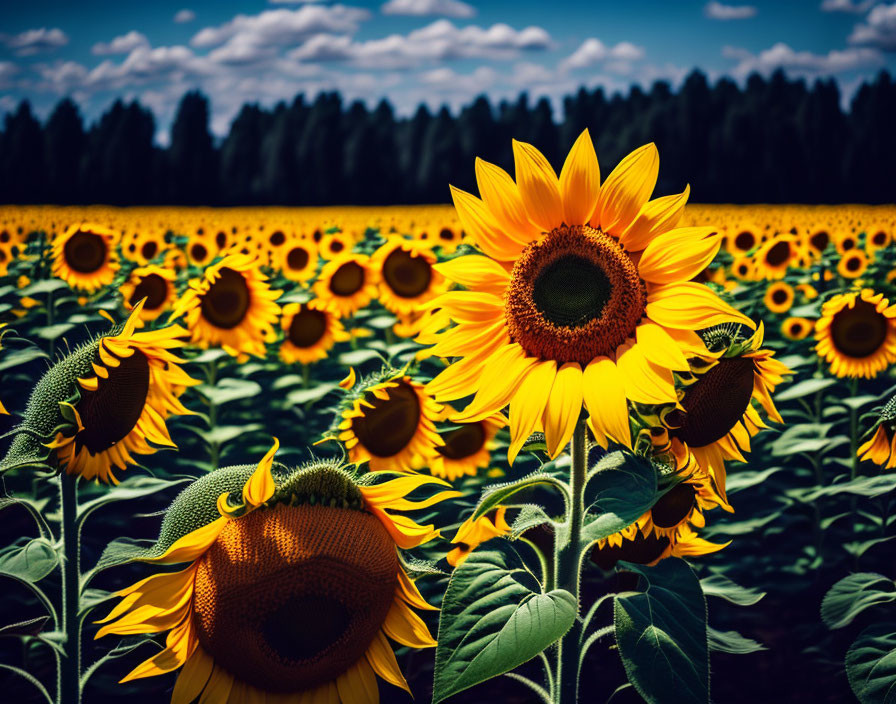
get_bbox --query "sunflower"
[729,256,754,281]
[278,238,318,283]
[172,254,282,360]
[815,288,896,379]
[859,397,896,470]
[52,223,120,292]
[119,265,177,324]
[725,223,762,256]
[781,316,814,340]
[838,249,869,279]
[754,235,797,280]
[314,254,379,318]
[447,507,510,566]
[662,324,789,500]
[763,281,794,314]
[96,441,457,703]
[0,302,196,483]
[130,229,166,265]
[186,235,215,268]
[371,238,448,317]
[804,226,831,256]
[418,131,753,462]
[431,414,506,481]
[279,299,350,365]
[320,232,354,260]
[866,224,891,253]
[335,371,443,473]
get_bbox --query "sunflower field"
[1,133,896,704]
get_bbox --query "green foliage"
[846,624,896,704]
[581,451,659,545]
[822,573,896,630]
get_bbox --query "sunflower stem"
[848,377,860,558]
[554,419,586,704]
[58,472,81,704]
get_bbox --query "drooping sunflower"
[858,396,896,470]
[781,316,814,341]
[763,281,794,314]
[96,441,458,703]
[447,507,510,566]
[172,254,282,360]
[278,238,319,283]
[119,265,177,324]
[279,299,350,365]
[52,223,120,292]
[431,414,506,481]
[661,323,789,500]
[418,130,753,462]
[0,302,197,483]
[815,288,896,379]
[314,253,379,318]
[371,238,448,317]
[334,370,443,473]
[838,249,869,279]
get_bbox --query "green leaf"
[774,377,836,402]
[822,573,896,629]
[0,664,53,704]
[432,539,576,703]
[338,348,384,366]
[77,475,191,526]
[471,470,568,521]
[509,505,554,540]
[844,537,896,560]
[846,623,896,704]
[201,423,263,446]
[19,279,70,296]
[581,451,658,545]
[707,626,766,654]
[34,323,76,340]
[285,383,337,406]
[726,466,783,494]
[0,346,49,372]
[197,378,263,406]
[790,474,896,503]
[700,573,766,606]
[614,558,709,704]
[0,538,58,583]
[189,348,231,364]
[0,616,50,637]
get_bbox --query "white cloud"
[849,3,896,50]
[92,31,150,56]
[0,61,19,89]
[561,38,646,71]
[190,5,371,49]
[704,2,758,20]
[821,0,874,12]
[174,9,196,24]
[381,0,476,19]
[1,27,69,56]
[419,66,497,93]
[726,42,884,77]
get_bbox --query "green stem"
[554,420,586,704]
[58,473,81,704]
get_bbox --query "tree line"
[1,68,893,206]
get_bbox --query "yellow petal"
[433,255,510,295]
[451,185,526,261]
[512,139,563,232]
[383,596,437,648]
[453,345,539,422]
[475,157,541,244]
[143,516,228,564]
[198,665,234,704]
[365,631,410,693]
[508,361,556,463]
[336,657,380,704]
[619,185,690,252]
[595,143,659,236]
[397,569,438,611]
[243,438,278,508]
[172,647,214,704]
[582,358,631,448]
[559,129,600,226]
[339,367,356,390]
[616,344,677,405]
[635,322,689,372]
[646,282,756,330]
[542,363,583,458]
[637,227,721,284]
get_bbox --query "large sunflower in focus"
[371,238,448,316]
[335,371,443,473]
[119,265,177,324]
[1,303,196,483]
[279,299,350,365]
[418,131,753,461]
[815,289,896,379]
[314,253,379,318]
[52,223,120,292]
[97,442,457,703]
[172,254,282,360]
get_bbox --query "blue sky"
[1,0,893,142]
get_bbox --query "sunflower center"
[436,422,486,460]
[873,231,887,246]
[193,504,398,693]
[382,248,432,298]
[140,241,158,260]
[505,225,645,365]
[765,241,790,267]
[734,231,755,251]
[329,262,365,297]
[350,381,421,457]
[669,357,755,448]
[269,231,286,246]
[190,243,208,262]
[128,273,168,310]
[591,531,670,571]
[831,300,888,358]
[201,267,251,330]
[771,289,788,305]
[330,240,345,254]
[288,307,327,348]
[63,230,107,273]
[651,483,697,529]
[845,256,861,272]
[286,246,310,271]
[810,230,829,251]
[75,347,149,454]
